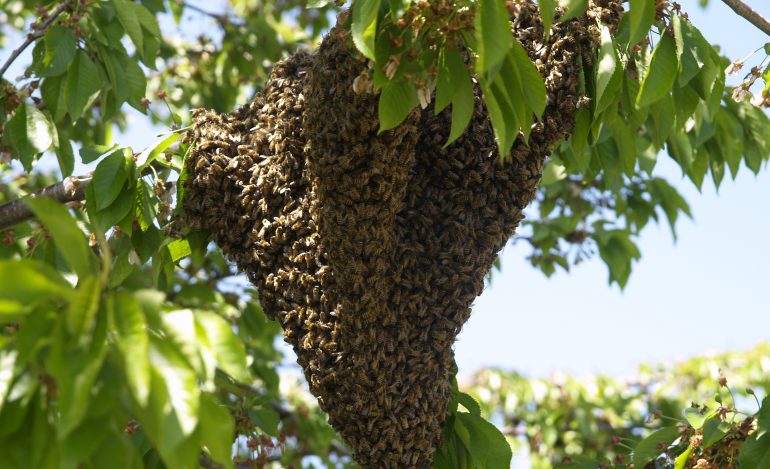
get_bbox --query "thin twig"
[177,1,245,27]
[0,174,92,230]
[0,1,73,79]
[720,0,770,37]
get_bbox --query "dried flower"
[725,59,744,75]
[384,55,400,80]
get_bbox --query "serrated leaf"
[65,50,101,121]
[26,197,96,278]
[683,406,708,429]
[740,432,770,469]
[378,79,418,131]
[351,0,380,60]
[624,0,655,49]
[66,276,101,340]
[199,394,234,468]
[150,339,200,438]
[475,0,512,74]
[455,412,512,468]
[249,406,280,437]
[114,0,144,55]
[637,33,678,108]
[435,47,467,115]
[0,259,70,304]
[136,133,180,172]
[675,17,711,86]
[540,0,556,37]
[510,39,546,118]
[454,392,481,417]
[632,427,680,467]
[112,291,151,407]
[595,26,618,111]
[195,312,250,383]
[40,26,77,77]
[92,150,129,210]
[5,104,54,171]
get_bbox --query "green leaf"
[66,276,101,341]
[608,118,636,176]
[249,406,280,437]
[475,0,512,75]
[446,67,475,147]
[435,47,467,115]
[454,392,481,417]
[114,0,145,55]
[40,26,77,77]
[673,446,693,469]
[0,350,17,411]
[112,291,151,407]
[5,104,55,171]
[558,0,588,22]
[455,412,512,468]
[740,432,770,469]
[92,150,129,210]
[510,39,546,118]
[56,136,75,178]
[307,0,332,7]
[351,0,381,60]
[167,239,191,263]
[595,27,618,112]
[540,0,556,37]
[136,133,180,172]
[41,74,68,122]
[702,417,731,448]
[199,394,234,469]
[135,179,159,231]
[378,79,418,131]
[623,0,655,48]
[675,17,711,86]
[683,406,709,429]
[758,395,770,436]
[26,197,96,278]
[632,426,679,467]
[150,339,200,437]
[195,312,250,383]
[637,33,678,108]
[0,259,70,304]
[66,50,102,121]
[48,310,109,437]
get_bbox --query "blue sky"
[455,0,770,378]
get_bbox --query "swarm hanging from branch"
[182,1,622,466]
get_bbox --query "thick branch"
[0,1,72,79]
[0,174,91,230]
[720,0,770,37]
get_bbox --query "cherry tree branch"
[0,174,91,230]
[720,0,770,37]
[0,1,73,79]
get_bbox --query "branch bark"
[0,1,73,79]
[720,0,770,37]
[0,174,91,230]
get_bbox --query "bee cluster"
[183,1,620,466]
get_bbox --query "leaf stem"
[0,1,73,79]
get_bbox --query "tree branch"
[0,174,91,230]
[720,0,770,37]
[0,1,73,79]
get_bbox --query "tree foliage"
[0,0,768,468]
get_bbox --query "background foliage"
[0,0,769,468]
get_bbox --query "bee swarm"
[182,1,621,467]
